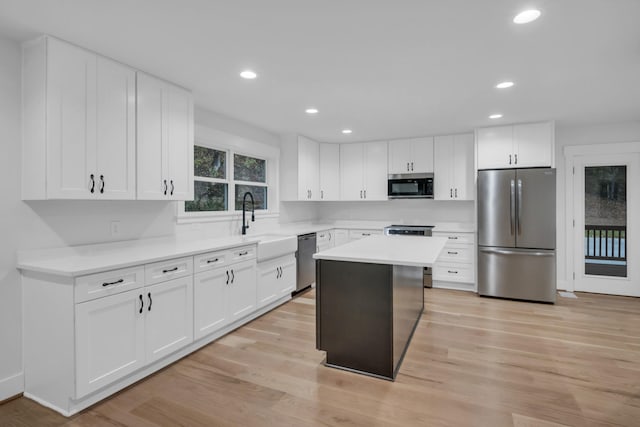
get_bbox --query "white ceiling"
[1,0,639,142]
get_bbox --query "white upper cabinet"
[137,73,194,201]
[434,134,474,200]
[297,136,320,200]
[319,143,340,201]
[476,121,554,169]
[340,142,388,200]
[388,137,434,174]
[22,36,136,200]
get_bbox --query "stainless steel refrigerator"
[477,168,556,303]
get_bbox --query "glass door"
[573,154,639,296]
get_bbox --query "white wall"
[555,121,640,290]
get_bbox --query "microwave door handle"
[510,179,515,235]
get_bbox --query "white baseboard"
[0,372,24,401]
[556,279,570,291]
[432,281,476,292]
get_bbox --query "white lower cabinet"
[333,229,349,246]
[432,230,476,290]
[75,288,145,397]
[226,259,258,323]
[75,275,193,398]
[193,267,228,340]
[257,254,296,309]
[144,276,194,363]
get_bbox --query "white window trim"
[177,131,280,224]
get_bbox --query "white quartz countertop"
[17,235,261,278]
[255,221,474,236]
[313,235,447,267]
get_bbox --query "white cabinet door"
[477,126,514,169]
[257,261,279,309]
[340,143,364,200]
[434,135,454,200]
[388,140,412,174]
[136,73,165,200]
[194,268,228,340]
[75,289,145,397]
[166,85,194,200]
[319,143,340,200]
[409,137,434,173]
[46,38,95,199]
[226,260,257,323]
[513,122,553,168]
[364,141,388,200]
[94,57,136,200]
[452,134,475,200]
[145,276,194,363]
[277,258,296,297]
[137,73,194,201]
[298,136,320,200]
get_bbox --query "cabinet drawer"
[145,256,193,285]
[194,250,228,274]
[229,245,256,263]
[438,245,473,264]
[433,231,475,245]
[75,266,145,303]
[349,229,382,240]
[433,263,474,283]
[317,230,332,244]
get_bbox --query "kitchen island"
[313,234,447,380]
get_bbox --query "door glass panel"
[584,166,627,277]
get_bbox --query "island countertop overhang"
[313,235,447,267]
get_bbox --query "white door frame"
[564,141,640,294]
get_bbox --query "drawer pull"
[206,258,220,264]
[162,267,179,274]
[226,270,229,285]
[139,294,144,314]
[148,292,152,311]
[230,269,235,284]
[447,270,459,274]
[447,251,459,255]
[362,233,371,236]
[448,236,458,240]
[102,278,124,287]
[238,251,249,256]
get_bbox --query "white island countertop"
[313,234,447,267]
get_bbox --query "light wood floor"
[1,289,639,427]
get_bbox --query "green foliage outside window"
[234,154,266,183]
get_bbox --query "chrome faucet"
[241,191,255,235]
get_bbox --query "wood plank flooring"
[1,289,639,426]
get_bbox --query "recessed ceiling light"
[239,70,257,79]
[489,114,503,119]
[342,129,353,134]
[305,108,319,114]
[513,9,541,24]
[496,81,514,89]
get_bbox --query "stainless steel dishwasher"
[296,233,317,292]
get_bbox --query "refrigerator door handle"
[510,179,516,235]
[479,248,555,257]
[517,179,523,235]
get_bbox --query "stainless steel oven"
[383,225,434,287]
[388,173,434,199]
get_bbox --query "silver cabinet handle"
[515,154,518,164]
[479,248,555,257]
[510,179,516,236]
[517,179,523,235]
[509,154,512,165]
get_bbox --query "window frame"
[178,139,278,223]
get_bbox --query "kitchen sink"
[255,234,297,262]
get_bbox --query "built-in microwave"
[387,173,434,199]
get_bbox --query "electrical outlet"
[110,221,121,237]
